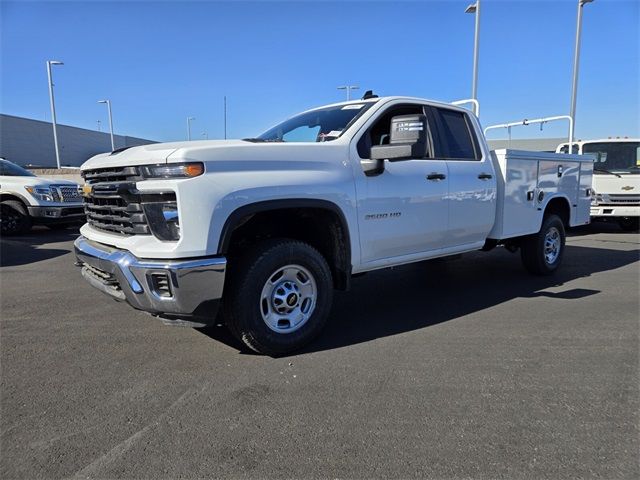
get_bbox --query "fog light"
[142,201,181,241]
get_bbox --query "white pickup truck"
[0,159,84,235]
[75,95,593,355]
[556,138,639,231]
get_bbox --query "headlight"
[25,186,56,202]
[591,190,605,205]
[140,162,204,179]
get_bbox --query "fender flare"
[217,198,351,259]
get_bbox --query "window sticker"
[342,104,365,110]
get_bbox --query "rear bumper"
[74,236,226,321]
[591,206,640,217]
[28,205,85,223]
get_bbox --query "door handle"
[478,173,493,180]
[426,173,446,181]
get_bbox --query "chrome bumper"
[74,236,226,321]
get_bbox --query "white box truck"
[556,138,639,231]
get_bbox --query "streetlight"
[337,85,359,101]
[569,0,594,148]
[201,132,208,140]
[465,1,481,101]
[46,60,64,168]
[187,117,195,141]
[96,120,102,132]
[98,100,115,151]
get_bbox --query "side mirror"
[370,114,429,162]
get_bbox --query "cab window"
[432,108,479,160]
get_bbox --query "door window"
[432,108,480,160]
[357,104,430,159]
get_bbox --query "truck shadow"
[0,227,80,267]
[198,243,639,356]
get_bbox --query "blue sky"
[1,0,638,143]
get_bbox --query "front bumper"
[28,205,84,223]
[74,236,226,321]
[590,205,640,217]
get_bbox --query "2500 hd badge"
[365,212,402,220]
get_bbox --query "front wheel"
[618,217,640,232]
[521,214,566,275]
[1,200,32,235]
[223,239,333,355]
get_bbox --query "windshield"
[583,142,640,174]
[0,160,36,177]
[256,102,377,143]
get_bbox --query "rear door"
[430,106,497,248]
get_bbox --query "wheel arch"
[0,192,30,206]
[218,199,352,290]
[543,195,572,227]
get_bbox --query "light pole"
[46,60,64,168]
[224,96,227,140]
[201,132,208,140]
[337,85,359,101]
[98,100,115,151]
[569,0,594,149]
[187,117,195,141]
[465,1,481,101]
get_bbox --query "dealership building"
[0,114,156,168]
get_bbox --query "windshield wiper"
[593,167,622,178]
[242,137,285,143]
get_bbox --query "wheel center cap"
[286,293,298,306]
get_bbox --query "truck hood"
[81,139,347,170]
[81,141,197,170]
[592,173,640,194]
[0,175,79,187]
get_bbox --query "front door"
[351,102,450,266]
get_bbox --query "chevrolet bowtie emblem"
[621,185,635,191]
[81,184,93,196]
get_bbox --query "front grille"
[83,264,120,288]
[601,194,640,206]
[84,166,142,185]
[50,185,82,203]
[82,166,176,236]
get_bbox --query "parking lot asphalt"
[1,225,638,479]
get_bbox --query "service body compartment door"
[575,161,593,225]
[489,150,539,239]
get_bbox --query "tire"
[618,217,640,232]
[521,214,566,275]
[223,239,333,355]
[0,200,32,235]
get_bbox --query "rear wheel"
[521,214,565,275]
[223,239,333,355]
[618,217,640,232]
[0,200,32,235]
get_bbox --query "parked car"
[0,159,84,235]
[74,95,593,355]
[556,138,640,231]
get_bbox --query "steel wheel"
[259,264,317,334]
[544,226,561,265]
